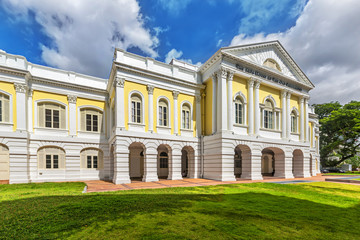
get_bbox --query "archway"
[157,144,171,179]
[233,145,251,179]
[292,149,304,177]
[181,146,195,178]
[261,147,285,178]
[0,144,9,182]
[129,142,145,181]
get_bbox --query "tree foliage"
[314,101,360,167]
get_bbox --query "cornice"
[114,62,205,90]
[0,66,28,77]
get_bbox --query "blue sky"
[0,0,360,104]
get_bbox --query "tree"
[314,101,360,167]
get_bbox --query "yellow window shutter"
[39,104,44,127]
[4,97,9,122]
[80,109,86,131]
[59,151,66,169]
[60,107,66,129]
[38,149,44,169]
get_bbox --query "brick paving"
[84,174,358,193]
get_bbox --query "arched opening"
[157,144,171,179]
[181,146,195,178]
[292,149,304,177]
[80,148,104,169]
[261,147,285,178]
[37,146,66,169]
[235,145,252,179]
[0,144,9,182]
[129,142,145,181]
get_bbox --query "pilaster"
[247,78,255,135]
[305,98,310,142]
[14,83,27,131]
[27,88,33,133]
[299,97,305,142]
[286,92,291,139]
[281,90,287,139]
[112,142,131,184]
[195,94,202,137]
[227,71,234,132]
[254,81,260,136]
[115,77,125,130]
[143,148,159,182]
[147,85,154,133]
[167,148,182,180]
[212,73,217,134]
[173,90,179,135]
[217,68,228,132]
[68,95,77,136]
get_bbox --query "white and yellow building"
[0,41,320,184]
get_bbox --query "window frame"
[78,106,104,133]
[157,96,171,129]
[128,91,145,125]
[260,96,280,130]
[35,99,68,130]
[180,101,193,130]
[290,108,299,133]
[159,152,168,169]
[80,148,103,170]
[37,146,65,170]
[233,91,247,126]
[0,90,13,125]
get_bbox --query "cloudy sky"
[0,0,359,104]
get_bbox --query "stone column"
[168,148,182,180]
[227,71,234,132]
[299,97,305,142]
[14,83,27,131]
[286,92,291,139]
[305,98,310,142]
[112,142,131,184]
[115,77,125,129]
[68,95,77,136]
[254,81,260,135]
[241,150,263,180]
[247,78,254,135]
[217,68,228,132]
[212,73,217,134]
[274,154,294,179]
[147,85,154,133]
[281,90,287,139]
[27,89,33,132]
[196,94,202,137]
[143,148,159,182]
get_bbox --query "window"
[38,147,65,169]
[80,108,103,133]
[159,152,168,168]
[182,104,190,129]
[263,58,281,72]
[158,99,168,126]
[38,102,66,129]
[291,110,298,133]
[80,148,103,169]
[234,97,243,124]
[263,100,274,129]
[131,94,142,123]
[0,94,10,123]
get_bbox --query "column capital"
[114,77,125,88]
[172,90,179,100]
[286,92,291,99]
[67,95,77,104]
[147,85,155,95]
[254,81,261,89]
[195,94,201,103]
[212,72,217,81]
[299,96,305,103]
[28,88,33,97]
[227,70,234,81]
[247,78,255,87]
[281,90,288,98]
[14,83,27,93]
[217,67,228,79]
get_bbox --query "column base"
[241,173,263,180]
[113,176,131,184]
[167,173,183,180]
[274,172,294,179]
[142,175,159,182]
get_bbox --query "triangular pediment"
[221,41,314,88]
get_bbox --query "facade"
[0,41,320,184]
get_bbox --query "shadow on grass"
[1,190,360,239]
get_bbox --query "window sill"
[128,122,145,132]
[0,122,14,132]
[233,124,248,128]
[157,125,171,135]
[291,132,300,136]
[77,131,105,138]
[260,128,282,133]
[180,128,193,137]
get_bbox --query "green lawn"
[323,171,360,175]
[1,182,360,239]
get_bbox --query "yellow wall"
[32,90,68,130]
[259,85,281,108]
[153,88,173,134]
[178,93,196,137]
[77,98,106,133]
[204,79,213,135]
[0,81,17,131]
[232,76,248,125]
[124,81,148,131]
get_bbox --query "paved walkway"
[84,175,357,193]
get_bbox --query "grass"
[1,182,360,239]
[323,171,360,175]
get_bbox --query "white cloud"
[216,39,223,48]
[165,48,201,66]
[230,0,360,104]
[2,0,159,78]
[157,0,192,16]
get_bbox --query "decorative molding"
[172,90,179,100]
[67,95,77,104]
[233,91,247,104]
[263,95,277,107]
[195,94,201,103]
[28,88,33,97]
[14,83,27,93]
[255,81,261,89]
[114,77,125,88]
[281,90,288,98]
[247,78,255,87]
[287,92,291,99]
[147,85,154,95]
[227,71,234,81]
